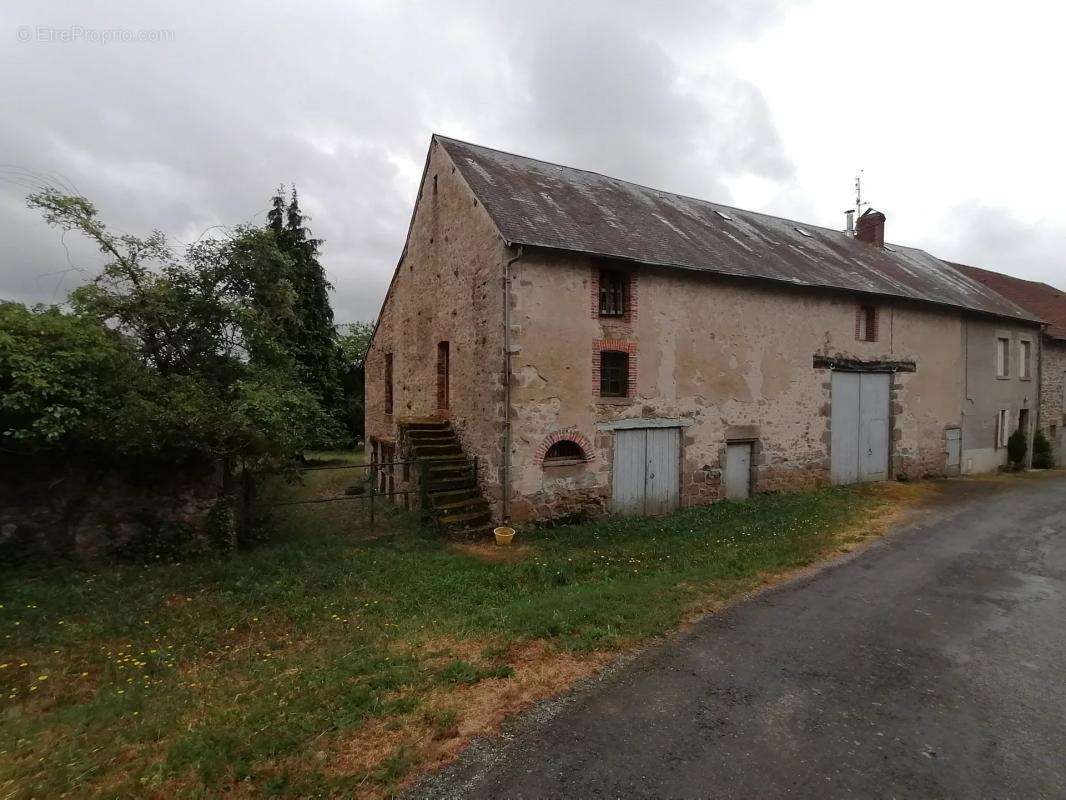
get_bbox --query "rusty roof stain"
[435,135,1040,324]
[952,262,1066,339]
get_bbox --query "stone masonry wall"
[0,459,224,561]
[364,141,510,513]
[1039,338,1066,462]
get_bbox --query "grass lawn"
[0,476,908,798]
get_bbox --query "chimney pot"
[856,208,886,247]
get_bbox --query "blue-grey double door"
[612,427,680,515]
[830,371,890,485]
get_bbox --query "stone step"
[427,460,473,472]
[401,420,450,432]
[410,443,463,456]
[445,525,496,541]
[438,509,492,528]
[429,488,478,503]
[406,429,455,440]
[428,476,477,492]
[434,496,490,513]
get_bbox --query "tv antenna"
[855,170,869,218]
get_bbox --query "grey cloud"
[926,202,1066,289]
[0,0,792,322]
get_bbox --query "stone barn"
[365,136,1042,531]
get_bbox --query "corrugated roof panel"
[436,136,1040,323]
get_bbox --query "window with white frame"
[996,337,1010,378]
[1020,339,1032,380]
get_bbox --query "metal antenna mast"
[855,170,868,218]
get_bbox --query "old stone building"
[365,136,1042,528]
[954,263,1066,464]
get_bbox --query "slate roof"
[952,262,1066,339]
[435,135,1039,324]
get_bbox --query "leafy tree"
[20,188,341,464]
[1007,428,1028,469]
[1032,430,1054,469]
[0,302,143,450]
[336,321,374,440]
[267,186,346,422]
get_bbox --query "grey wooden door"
[645,428,680,515]
[831,372,861,484]
[612,429,648,515]
[724,442,752,499]
[612,427,680,515]
[858,373,889,481]
[831,371,890,485]
[945,427,961,475]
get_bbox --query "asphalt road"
[415,475,1066,799]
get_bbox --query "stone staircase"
[402,420,493,538]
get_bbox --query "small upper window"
[599,351,630,397]
[857,305,878,342]
[1020,339,1032,380]
[996,337,1010,378]
[598,269,627,317]
[544,440,585,463]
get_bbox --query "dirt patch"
[450,542,533,563]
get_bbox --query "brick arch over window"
[536,430,595,465]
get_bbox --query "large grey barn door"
[831,371,889,485]
[612,427,680,516]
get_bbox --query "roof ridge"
[434,133,911,247]
[434,135,1041,325]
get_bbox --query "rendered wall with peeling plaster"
[506,250,973,522]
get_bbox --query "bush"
[1033,430,1054,469]
[1007,428,1028,468]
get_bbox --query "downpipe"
[502,245,523,523]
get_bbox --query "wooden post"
[419,460,431,525]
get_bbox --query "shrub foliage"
[0,188,343,465]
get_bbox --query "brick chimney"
[856,208,886,247]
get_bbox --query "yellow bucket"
[493,526,516,546]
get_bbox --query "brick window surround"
[536,429,595,465]
[592,339,637,397]
[590,265,638,324]
[856,304,878,342]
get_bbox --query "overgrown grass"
[0,484,879,798]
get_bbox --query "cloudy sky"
[2,0,1064,323]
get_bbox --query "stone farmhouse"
[365,136,1043,531]
[953,263,1066,464]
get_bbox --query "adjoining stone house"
[365,136,1042,526]
[953,263,1066,464]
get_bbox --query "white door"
[945,428,961,475]
[612,427,680,516]
[724,442,752,499]
[831,371,890,485]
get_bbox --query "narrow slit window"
[599,351,630,397]
[436,342,450,410]
[384,353,393,415]
[598,270,627,317]
[1020,340,1032,379]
